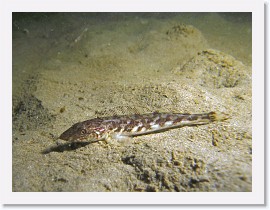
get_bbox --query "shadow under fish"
[42,141,92,154]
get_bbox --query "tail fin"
[208,111,230,122]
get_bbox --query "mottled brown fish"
[59,111,228,142]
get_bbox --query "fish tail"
[208,111,230,122]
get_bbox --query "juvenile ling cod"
[59,111,228,142]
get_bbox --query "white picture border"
[0,0,265,205]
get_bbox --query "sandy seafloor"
[12,13,252,192]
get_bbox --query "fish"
[59,111,228,142]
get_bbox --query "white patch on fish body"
[151,124,160,130]
[164,121,173,126]
[150,121,157,126]
[131,126,139,133]
[140,127,147,132]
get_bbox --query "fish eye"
[80,129,87,135]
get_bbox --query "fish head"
[59,121,89,141]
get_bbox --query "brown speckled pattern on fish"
[59,112,228,142]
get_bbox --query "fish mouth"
[59,131,74,141]
[59,131,86,142]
